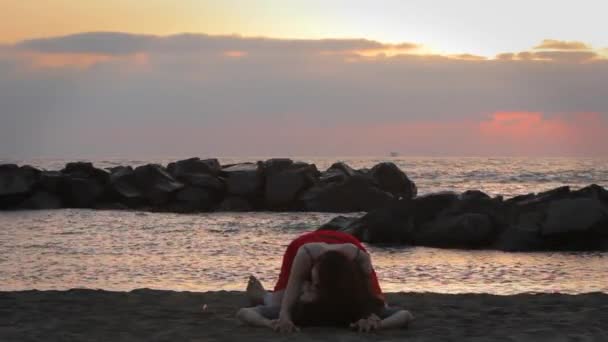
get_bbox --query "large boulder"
[222,163,264,197]
[19,191,62,210]
[319,162,357,183]
[318,215,359,232]
[217,196,253,212]
[167,158,221,178]
[494,212,545,251]
[39,171,65,194]
[346,199,414,243]
[299,175,394,212]
[61,162,109,184]
[409,192,460,226]
[61,177,105,208]
[571,184,608,203]
[369,162,417,199]
[170,186,217,212]
[541,198,608,237]
[413,213,495,249]
[265,162,318,210]
[177,174,224,193]
[108,166,144,207]
[133,164,184,206]
[264,158,295,174]
[442,190,508,231]
[0,164,41,208]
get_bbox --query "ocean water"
[1,209,607,294]
[1,157,608,294]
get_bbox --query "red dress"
[273,230,384,299]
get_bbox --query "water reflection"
[1,210,607,294]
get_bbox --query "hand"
[349,314,381,333]
[273,317,300,333]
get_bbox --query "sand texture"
[1,289,607,341]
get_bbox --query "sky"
[1,0,608,158]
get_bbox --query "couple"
[237,229,414,332]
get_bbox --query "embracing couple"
[237,229,414,332]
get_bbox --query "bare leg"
[246,275,267,306]
[378,310,414,330]
[236,307,276,330]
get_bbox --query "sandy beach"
[1,289,607,341]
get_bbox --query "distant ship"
[389,152,399,157]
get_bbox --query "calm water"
[1,210,607,294]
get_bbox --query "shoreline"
[2,289,607,341]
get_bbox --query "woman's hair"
[292,250,384,327]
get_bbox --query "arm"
[277,247,312,332]
[236,307,275,330]
[350,310,414,332]
[356,249,373,276]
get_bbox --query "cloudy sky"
[1,0,607,158]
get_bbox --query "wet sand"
[1,289,607,341]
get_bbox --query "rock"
[94,202,129,210]
[505,193,536,205]
[328,162,357,178]
[443,191,508,230]
[299,175,393,212]
[571,184,608,203]
[410,192,460,226]
[494,212,545,251]
[177,174,224,193]
[108,166,143,206]
[265,164,318,209]
[167,158,221,178]
[171,186,216,212]
[369,162,417,199]
[460,190,491,201]
[222,163,264,197]
[319,162,357,183]
[19,191,62,210]
[264,158,294,175]
[0,164,40,208]
[39,171,65,194]
[318,216,359,232]
[133,164,184,206]
[541,198,608,236]
[61,177,105,208]
[414,213,495,249]
[346,199,414,243]
[61,162,109,184]
[0,164,39,197]
[217,197,252,212]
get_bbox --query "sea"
[1,156,608,294]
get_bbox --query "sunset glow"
[1,1,607,158]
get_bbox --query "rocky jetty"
[2,158,607,251]
[320,184,608,251]
[0,158,416,213]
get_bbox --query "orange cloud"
[534,39,591,50]
[480,112,571,140]
[223,50,247,58]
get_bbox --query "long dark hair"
[292,250,384,327]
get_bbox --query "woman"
[236,230,414,332]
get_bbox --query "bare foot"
[246,275,267,306]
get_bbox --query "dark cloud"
[1,33,607,158]
[15,32,419,56]
[534,39,591,50]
